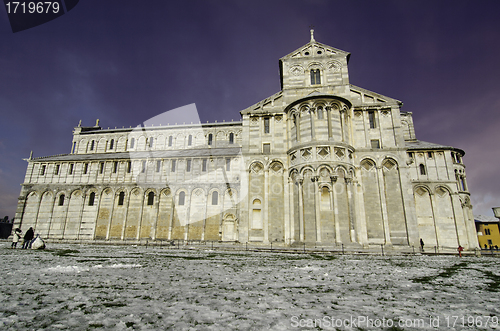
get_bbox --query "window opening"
[188,135,192,146]
[419,164,426,175]
[202,159,207,172]
[69,163,74,175]
[109,139,114,150]
[147,192,154,206]
[118,192,125,205]
[310,69,321,85]
[208,133,213,146]
[186,159,191,172]
[212,191,218,205]
[58,194,65,206]
[264,117,270,134]
[89,192,95,206]
[178,191,185,205]
[171,159,176,172]
[229,133,234,144]
[368,111,376,129]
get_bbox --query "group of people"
[420,238,464,257]
[11,227,34,249]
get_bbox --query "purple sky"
[1,0,499,219]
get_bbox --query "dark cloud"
[1,0,500,218]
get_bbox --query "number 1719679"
[5,2,60,14]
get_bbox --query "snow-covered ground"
[0,243,499,330]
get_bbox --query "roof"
[30,147,242,162]
[405,140,464,154]
[474,215,499,223]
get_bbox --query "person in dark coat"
[22,227,34,249]
[420,238,424,252]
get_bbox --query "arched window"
[130,138,135,149]
[320,187,331,210]
[168,136,173,147]
[310,69,321,85]
[90,140,95,151]
[211,191,218,205]
[208,133,213,146]
[251,199,262,229]
[419,164,426,175]
[317,107,323,120]
[188,135,192,146]
[118,192,125,206]
[229,133,234,144]
[178,191,185,205]
[147,192,154,205]
[109,139,114,150]
[88,192,95,206]
[58,194,65,206]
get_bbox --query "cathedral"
[14,32,479,249]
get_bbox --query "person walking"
[22,227,34,249]
[11,228,22,248]
[420,238,424,252]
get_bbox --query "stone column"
[152,191,160,241]
[429,192,440,248]
[326,107,332,139]
[167,195,174,240]
[310,108,316,140]
[312,175,321,242]
[297,177,304,242]
[346,177,356,242]
[284,175,291,245]
[331,176,340,244]
[376,166,391,245]
[264,167,269,243]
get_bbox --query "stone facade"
[14,32,479,249]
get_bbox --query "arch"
[414,185,432,196]
[317,165,332,177]
[435,185,452,196]
[382,158,398,171]
[249,161,264,174]
[300,165,315,176]
[269,160,284,173]
[334,165,348,177]
[360,158,376,171]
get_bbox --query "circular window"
[317,51,322,54]
[304,52,310,55]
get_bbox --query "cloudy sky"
[0,0,499,219]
